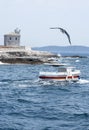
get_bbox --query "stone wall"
[0,46,31,52]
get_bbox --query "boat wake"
[38,79,76,86]
[77,79,89,84]
[38,78,89,86]
[5,78,89,89]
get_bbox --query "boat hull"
[39,67,80,81]
[39,75,80,81]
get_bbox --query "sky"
[0,0,89,47]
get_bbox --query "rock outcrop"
[0,50,59,64]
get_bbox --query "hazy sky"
[0,0,89,47]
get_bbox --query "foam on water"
[38,79,74,87]
[0,61,5,64]
[78,79,89,84]
[0,61,9,65]
[75,60,80,62]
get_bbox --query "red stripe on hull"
[39,75,80,80]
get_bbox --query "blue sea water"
[0,57,89,130]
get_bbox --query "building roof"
[4,32,20,36]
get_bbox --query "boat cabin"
[58,67,75,72]
[58,67,67,72]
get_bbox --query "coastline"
[0,49,59,64]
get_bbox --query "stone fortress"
[4,28,21,47]
[0,28,31,51]
[0,29,57,64]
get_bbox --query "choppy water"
[0,57,89,130]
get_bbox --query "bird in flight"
[50,27,71,45]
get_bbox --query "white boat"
[39,67,80,81]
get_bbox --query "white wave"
[18,84,28,88]
[0,61,5,64]
[0,61,9,65]
[75,60,80,62]
[78,79,89,84]
[57,54,61,57]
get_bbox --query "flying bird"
[50,27,71,45]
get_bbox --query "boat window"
[58,68,66,72]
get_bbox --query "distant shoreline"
[32,45,89,57]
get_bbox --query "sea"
[0,57,89,130]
